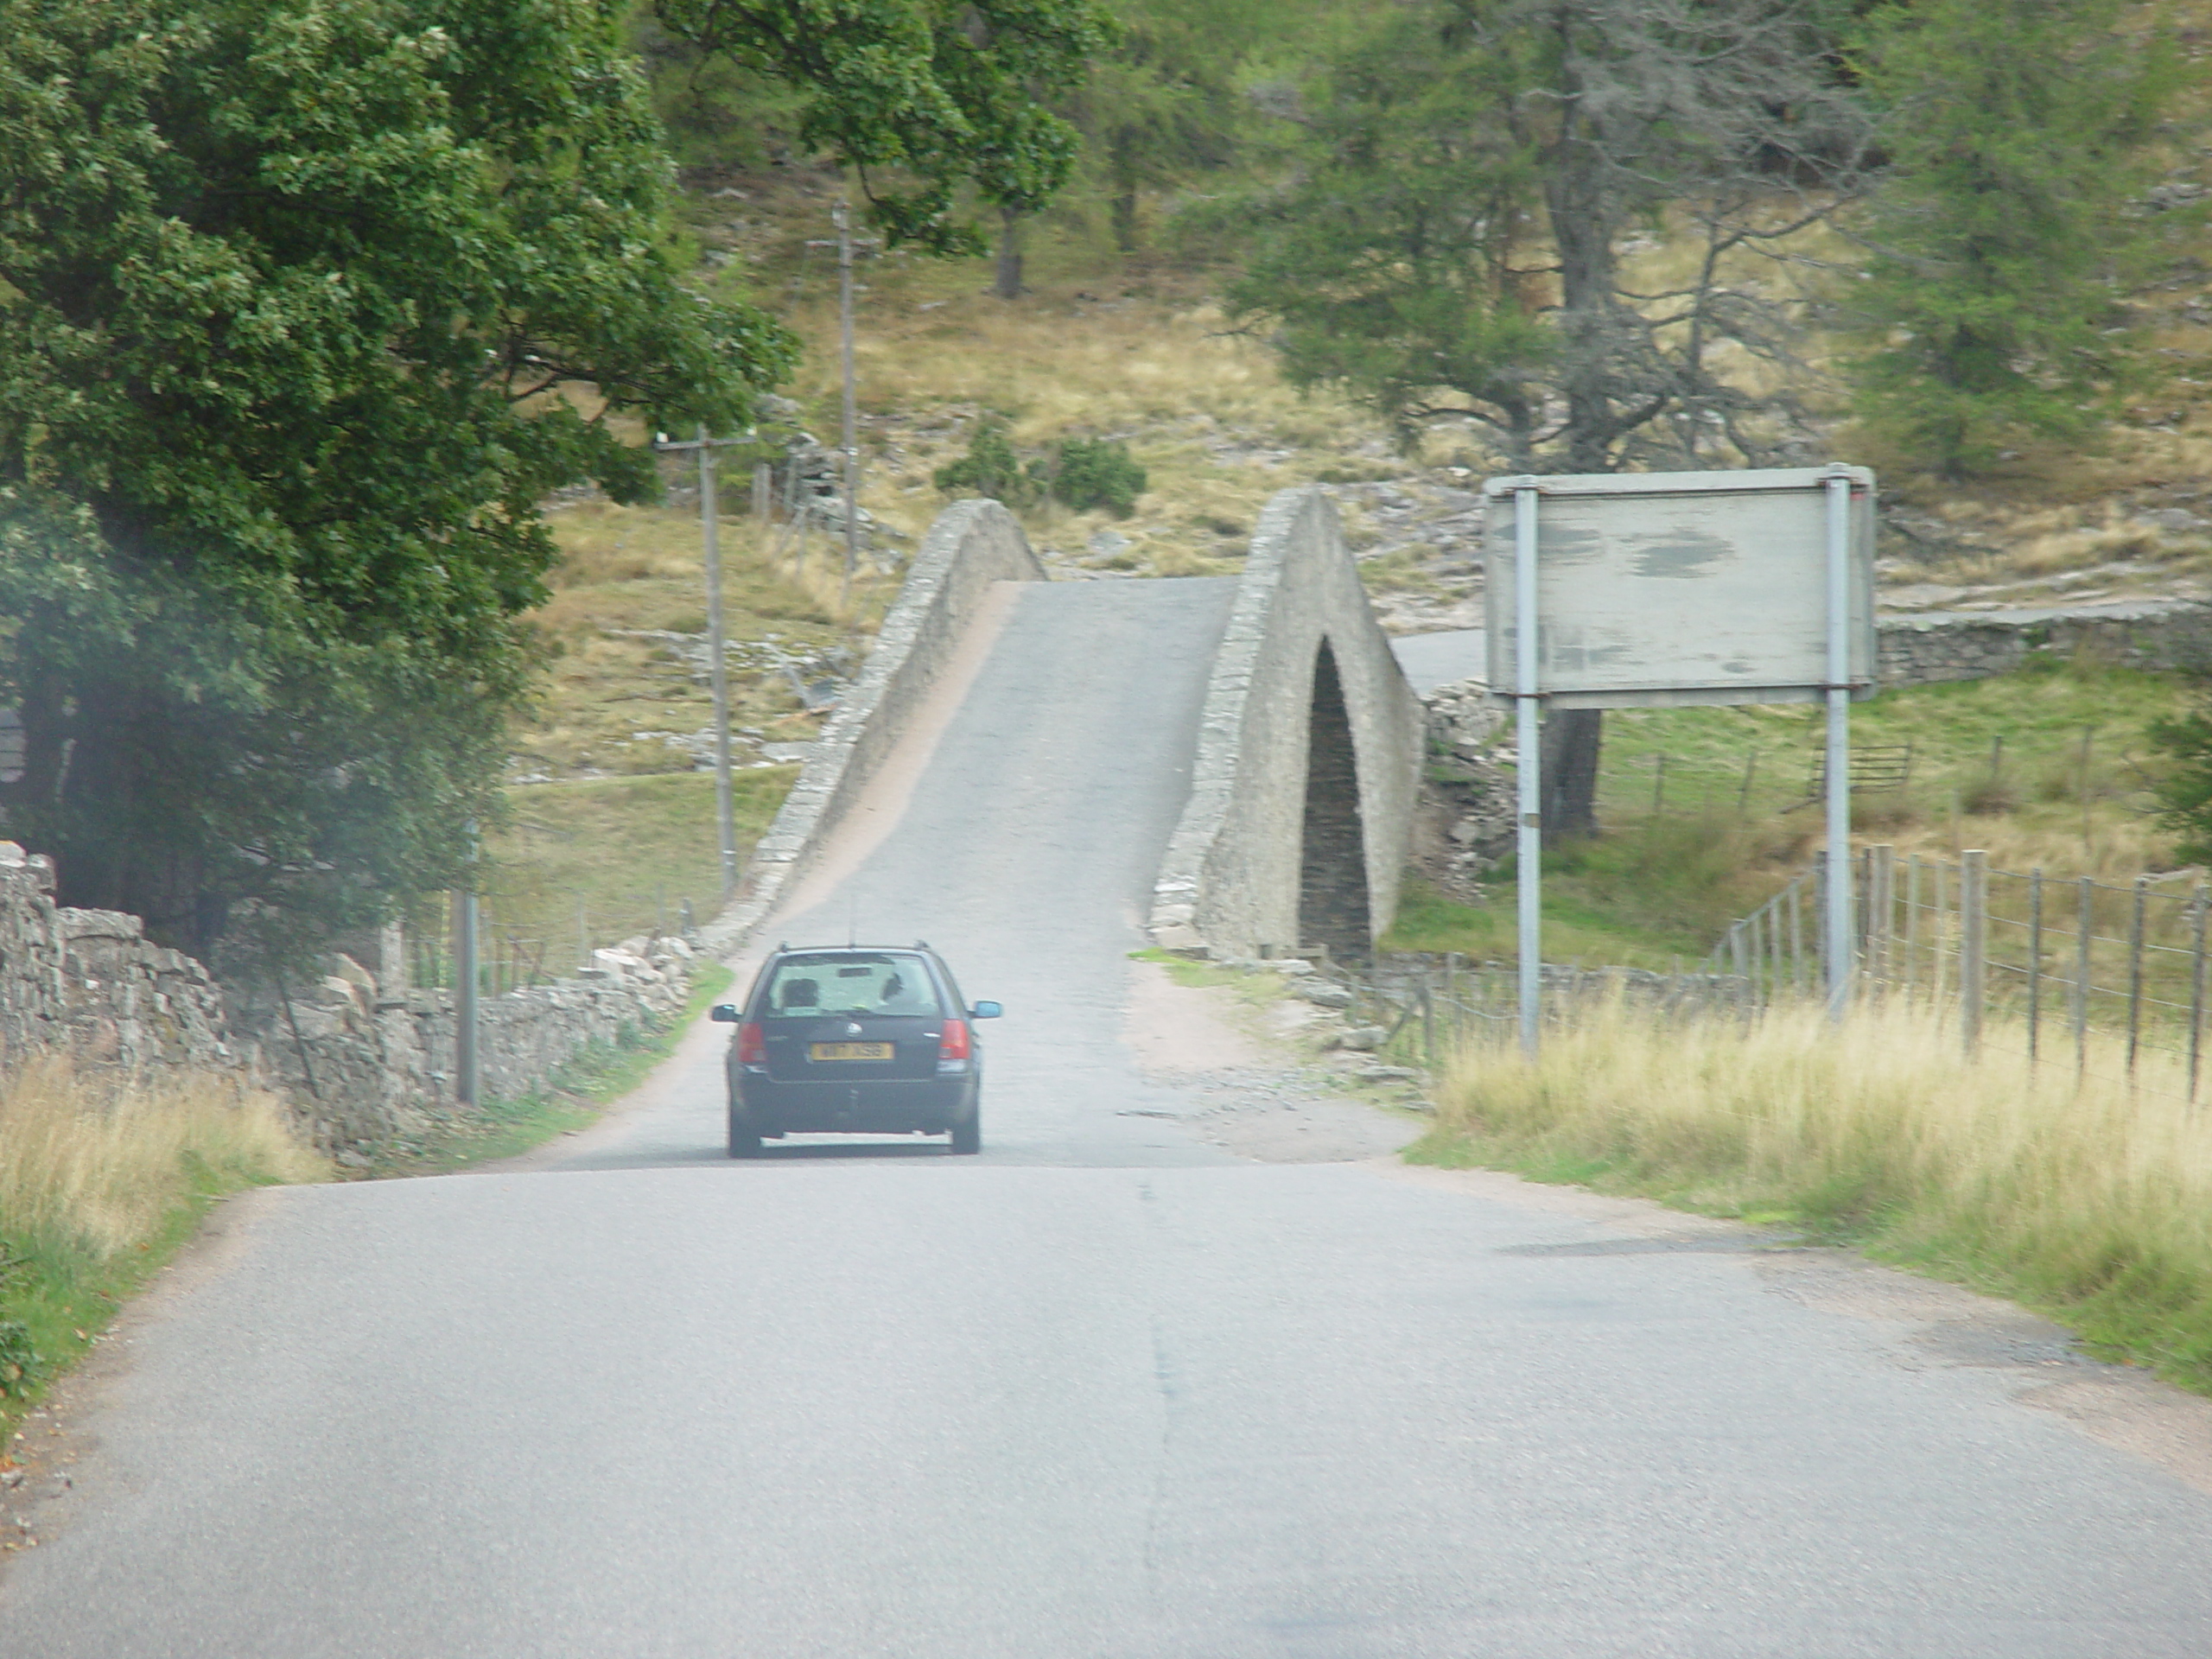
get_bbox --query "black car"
[709,942,1002,1157]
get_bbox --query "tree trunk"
[1540,48,1625,474]
[1109,131,1140,253]
[994,207,1024,300]
[1541,708,1603,846]
[1110,188,1138,255]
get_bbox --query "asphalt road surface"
[7,580,2212,1657]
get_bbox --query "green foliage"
[0,1243,35,1399]
[1845,0,2182,477]
[932,423,1146,515]
[1051,0,1311,253]
[0,1321,35,1399]
[1219,0,1869,470]
[2149,700,2212,864]
[0,0,792,960]
[1049,436,1146,516]
[933,418,1039,503]
[652,0,1117,254]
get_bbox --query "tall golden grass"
[1428,998,2212,1388]
[0,1058,324,1261]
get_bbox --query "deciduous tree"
[0,0,794,957]
[653,0,1116,295]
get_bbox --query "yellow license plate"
[810,1041,893,1062]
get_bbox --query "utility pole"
[809,202,878,613]
[654,426,749,899]
[836,200,861,612]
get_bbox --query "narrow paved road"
[6,579,2212,1657]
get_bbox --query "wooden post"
[2192,886,2208,1103]
[1931,859,1949,1015]
[1905,855,1921,1003]
[2027,868,2044,1065]
[2075,876,2093,1081]
[1652,752,1668,817]
[1790,880,1806,996]
[1868,844,1893,989]
[1961,849,1986,1056]
[2126,876,2148,1075]
[1738,749,1758,817]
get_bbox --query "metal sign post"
[1514,481,1542,1055]
[1482,464,1878,1047]
[1822,467,1854,1018]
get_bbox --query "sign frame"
[1480,464,1878,1047]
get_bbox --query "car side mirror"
[969,1001,1002,1020]
[709,1003,741,1023]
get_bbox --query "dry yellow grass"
[1424,997,2212,1388]
[0,1058,324,1261]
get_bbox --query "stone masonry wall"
[704,498,1047,954]
[0,838,694,1161]
[0,844,238,1074]
[1148,487,1427,959]
[1878,601,2208,687]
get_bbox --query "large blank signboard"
[1484,467,1876,709]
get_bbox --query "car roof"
[771,944,944,959]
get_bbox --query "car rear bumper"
[735,1073,976,1135]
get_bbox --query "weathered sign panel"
[1483,467,1877,709]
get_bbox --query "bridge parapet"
[1148,487,1424,961]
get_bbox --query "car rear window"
[760,954,942,1018]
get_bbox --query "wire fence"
[1701,846,2212,1101]
[1310,845,2212,1109]
[406,893,701,995]
[1317,955,1758,1079]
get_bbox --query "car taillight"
[737,1022,765,1065]
[938,1019,970,1061]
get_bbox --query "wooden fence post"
[2027,868,2044,1066]
[1961,849,1986,1056]
[2126,876,2148,1076]
[1904,855,1921,1002]
[2192,887,2208,1103]
[2075,877,2093,1081]
[1868,844,1893,990]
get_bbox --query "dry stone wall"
[1148,487,1427,960]
[1878,601,2208,687]
[703,498,1046,954]
[0,839,695,1160]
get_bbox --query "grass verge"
[0,1060,327,1442]
[1410,997,2212,1395]
[365,963,734,1178]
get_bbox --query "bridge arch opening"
[1298,640,1372,960]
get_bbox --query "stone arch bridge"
[731,485,1426,965]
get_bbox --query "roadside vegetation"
[0,1062,327,1438]
[1389,658,2202,967]
[366,965,734,1178]
[1410,998,2212,1396]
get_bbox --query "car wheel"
[949,1106,981,1155]
[728,1099,763,1159]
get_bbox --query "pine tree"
[1845,0,2180,477]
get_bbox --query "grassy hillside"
[491,131,2212,966]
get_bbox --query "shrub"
[933,418,1038,505]
[1049,437,1147,517]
